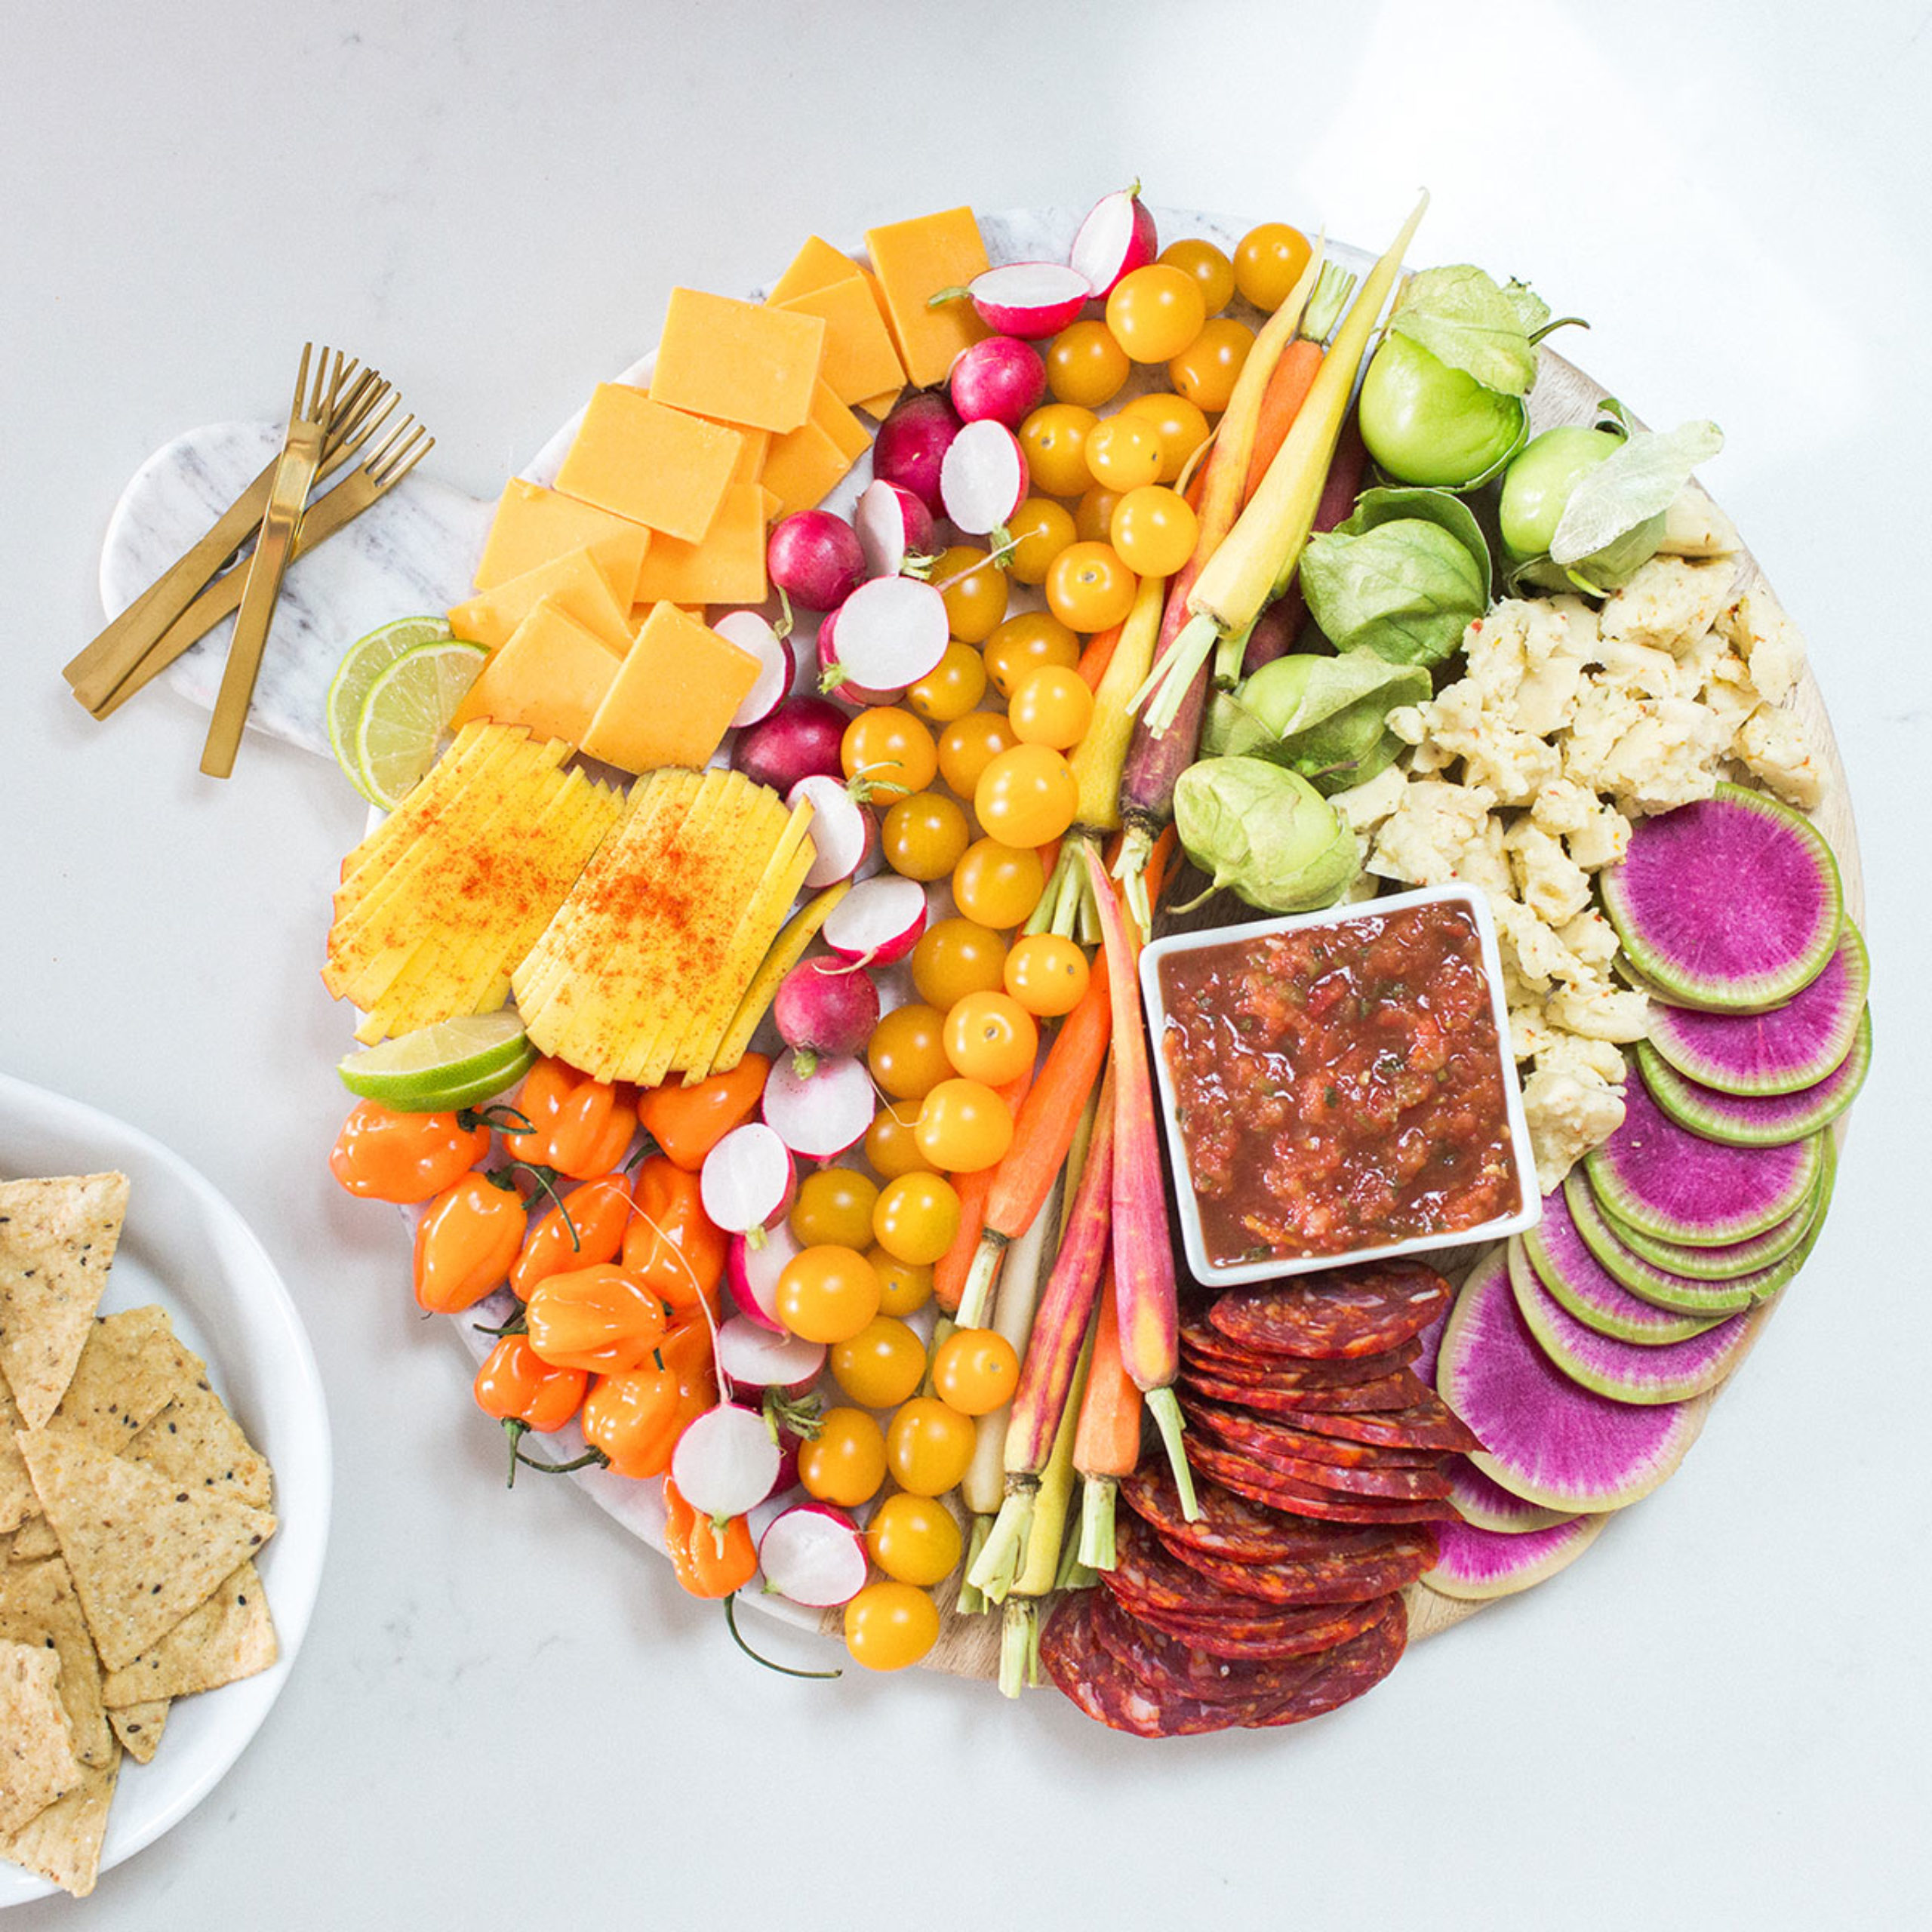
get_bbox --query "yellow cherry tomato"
[983,611,1081,700]
[829,1315,928,1410]
[1106,263,1207,363]
[775,1244,881,1346]
[1120,392,1211,482]
[915,1078,1014,1173]
[884,1396,978,1497]
[799,1407,888,1508]
[866,1003,952,1103]
[943,991,1038,1088]
[1168,316,1255,414]
[1044,319,1130,409]
[933,544,1008,645]
[951,840,1045,931]
[1158,237,1236,316]
[844,1579,940,1671]
[931,1327,1022,1417]
[863,1106,938,1180]
[909,918,1008,1010]
[865,1492,964,1587]
[881,790,970,883]
[841,706,937,805]
[872,1171,962,1267]
[1004,497,1078,586]
[906,640,987,725]
[1109,485,1200,577]
[1044,541,1137,633]
[790,1167,880,1250]
[1003,932,1091,1017]
[1233,221,1313,312]
[1017,404,1097,499]
[1072,484,1124,546]
[974,743,1078,848]
[867,1245,934,1317]
[1083,414,1166,494]
[1008,663,1094,750]
[936,710,1020,800]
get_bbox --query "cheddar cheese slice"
[863,206,991,387]
[767,235,860,303]
[449,598,617,746]
[855,387,903,422]
[810,381,873,465]
[579,604,761,775]
[760,417,854,522]
[649,289,827,435]
[555,385,744,542]
[774,275,906,407]
[448,546,632,656]
[475,481,653,605]
[629,483,771,607]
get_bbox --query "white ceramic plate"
[0,1073,331,1906]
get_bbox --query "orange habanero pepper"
[473,1335,588,1486]
[331,1100,490,1204]
[506,1058,638,1180]
[580,1364,683,1478]
[414,1173,527,1313]
[510,1170,634,1300]
[662,1478,758,1598]
[623,1157,727,1319]
[660,1316,721,1429]
[637,1055,770,1171]
[524,1263,669,1375]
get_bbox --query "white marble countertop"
[4,2,1928,1925]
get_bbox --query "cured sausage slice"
[1208,1260,1454,1360]
[1181,1367,1426,1414]
[1180,1409,1442,1471]
[1186,1404,1457,1499]
[1180,1320,1420,1383]
[1092,1589,1352,1706]
[1194,1386,1482,1452]
[1132,1590,1396,1662]
[1151,1512,1438,1606]
[1247,1595,1408,1727]
[1039,1593,1257,1737]
[1186,1438,1463,1523]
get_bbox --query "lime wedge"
[327,616,454,801]
[338,1011,535,1110]
[355,640,488,809]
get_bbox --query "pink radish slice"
[856,479,936,580]
[821,875,928,966]
[734,694,848,792]
[1069,185,1158,297]
[773,955,880,1075]
[718,1315,825,1401]
[712,611,794,729]
[824,576,949,693]
[768,511,866,612]
[729,1222,801,1332]
[814,606,902,706]
[871,392,961,515]
[761,1053,875,1161]
[1425,1513,1607,1601]
[1444,1458,1574,1534]
[949,336,1048,428]
[770,1429,802,1500]
[758,1503,869,1608]
[956,263,1091,341]
[787,775,876,888]
[700,1124,795,1244]
[671,1403,784,1518]
[940,421,1029,537]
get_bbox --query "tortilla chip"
[0,1375,32,1534]
[10,1515,57,1563]
[15,1427,275,1671]
[0,1558,113,1770]
[103,1559,275,1705]
[47,1307,185,1454]
[125,1377,272,1512]
[0,1745,118,1897]
[106,1698,167,1764]
[0,1640,84,1835]
[0,1174,129,1430]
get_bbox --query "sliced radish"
[700,1123,796,1246]
[958,263,1091,340]
[815,605,903,706]
[940,421,1029,539]
[712,611,794,729]
[855,479,937,580]
[773,955,880,1076]
[786,774,876,889]
[729,1221,801,1331]
[671,1403,783,1520]
[761,1052,875,1161]
[871,392,960,515]
[768,511,866,612]
[758,1503,869,1608]
[718,1315,825,1401]
[822,576,949,694]
[823,874,928,966]
[734,694,848,792]
[1070,184,1158,297]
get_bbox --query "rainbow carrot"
[933,1065,1033,1315]
[1073,1266,1140,1568]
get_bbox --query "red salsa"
[1157,902,1518,1266]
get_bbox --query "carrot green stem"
[998,1598,1042,1699]
[956,1517,992,1616]
[1302,260,1357,344]
[1145,1388,1200,1521]
[968,1479,1037,1604]
[1078,1474,1119,1571]
[1054,1531,1096,1594]
[955,1232,1007,1333]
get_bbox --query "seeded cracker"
[0,1174,129,1430]
[107,1699,168,1764]
[0,1557,114,1769]
[46,1306,186,1453]
[10,1515,58,1562]
[0,1641,84,1835]
[103,1558,275,1704]
[0,1374,35,1534]
[0,1747,119,1898]
[125,1375,274,1511]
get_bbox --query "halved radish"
[758,1503,869,1608]
[773,955,880,1075]
[872,392,961,515]
[822,874,928,966]
[821,575,949,694]
[672,1402,784,1520]
[729,1221,801,1331]
[734,694,847,792]
[768,511,866,612]
[954,263,1091,340]
[855,478,937,580]
[718,1315,825,1401]
[761,1052,875,1161]
[700,1123,796,1247]
[815,605,903,706]
[940,421,1029,540]
[1070,184,1158,297]
[786,774,877,888]
[712,611,794,729]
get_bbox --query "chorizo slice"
[1120,1466,1414,1562]
[1153,1514,1439,1607]
[1186,1403,1457,1500]
[1039,1592,1258,1737]
[1182,1367,1426,1414]
[1186,1438,1463,1524]
[1194,1385,1483,1453]
[1208,1260,1454,1361]
[1133,1590,1398,1662]
[1246,1595,1408,1727]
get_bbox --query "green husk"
[1171,757,1358,913]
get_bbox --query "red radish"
[718,1315,825,1401]
[952,263,1091,341]
[787,774,877,888]
[761,1052,875,1161]
[1070,184,1158,297]
[820,576,949,694]
[855,478,937,580]
[871,392,961,515]
[768,510,866,612]
[773,955,881,1075]
[815,605,903,706]
[672,1402,783,1521]
[700,1124,795,1248]
[940,421,1029,540]
[822,874,928,967]
[769,1429,803,1501]
[734,694,848,793]
[712,611,795,729]
[758,1503,869,1607]
[949,335,1048,426]
[729,1221,801,1331]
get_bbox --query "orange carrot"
[934,1065,1033,1314]
[1072,1266,1141,1568]
[1075,620,1123,693]
[1242,338,1323,504]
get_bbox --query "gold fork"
[90,413,434,721]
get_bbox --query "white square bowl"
[1138,883,1542,1290]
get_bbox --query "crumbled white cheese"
[1598,555,1737,652]
[1521,1057,1629,1195]
[1716,586,1806,707]
[1734,702,1826,811]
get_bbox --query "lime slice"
[327,616,454,801]
[338,1011,535,1110]
[354,640,488,809]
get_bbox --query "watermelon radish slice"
[1579,1167,1817,1281]
[1644,924,1868,1097]
[1600,782,1842,1010]
[1583,1075,1823,1247]
[1425,1513,1607,1600]
[1636,1009,1869,1146]
[1518,1198,1722,1346]
[1507,1240,1757,1404]
[1444,1458,1574,1534]
[1436,1247,1709,1512]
